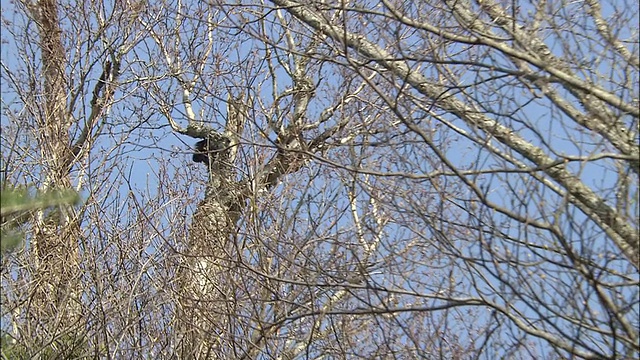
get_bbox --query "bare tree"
[2,0,637,359]
[2,0,115,355]
[1,0,155,357]
[147,0,638,358]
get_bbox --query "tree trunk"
[178,110,246,358]
[26,0,83,355]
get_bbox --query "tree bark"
[178,102,246,358]
[27,0,83,353]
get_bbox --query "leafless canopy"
[1,0,637,359]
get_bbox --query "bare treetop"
[1,0,637,358]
